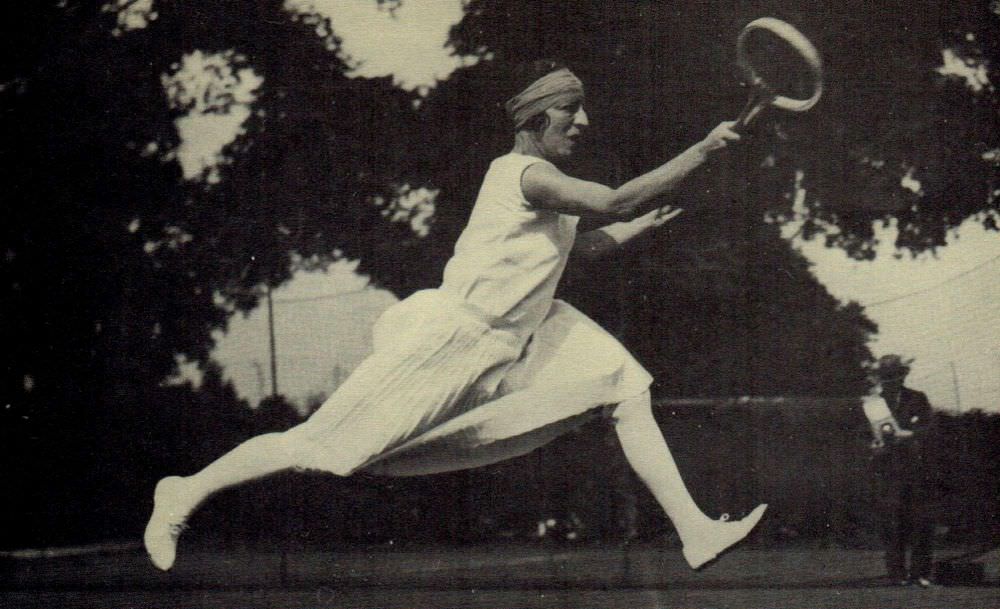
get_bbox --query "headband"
[504,68,584,130]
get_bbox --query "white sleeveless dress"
[286,153,652,476]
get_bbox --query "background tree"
[0,0,420,545]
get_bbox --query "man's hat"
[875,354,913,381]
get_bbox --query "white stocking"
[611,391,767,568]
[610,391,710,540]
[179,432,302,516]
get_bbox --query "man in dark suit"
[871,355,937,588]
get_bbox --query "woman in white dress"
[144,59,766,572]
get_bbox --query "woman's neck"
[512,131,545,158]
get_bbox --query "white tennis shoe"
[681,504,768,569]
[143,476,191,571]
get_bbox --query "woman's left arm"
[572,205,683,260]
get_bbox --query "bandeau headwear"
[504,68,584,130]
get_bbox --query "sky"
[286,0,468,91]
[172,1,999,413]
[785,217,1000,413]
[208,260,397,413]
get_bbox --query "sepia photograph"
[2,1,999,608]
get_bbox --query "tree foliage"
[0,0,421,543]
[444,0,999,255]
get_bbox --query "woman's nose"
[574,107,589,127]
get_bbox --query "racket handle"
[734,80,776,133]
[734,100,762,132]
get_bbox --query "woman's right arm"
[522,121,740,217]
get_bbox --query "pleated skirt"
[284,289,652,477]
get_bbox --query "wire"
[272,288,374,304]
[224,286,378,304]
[862,253,1000,308]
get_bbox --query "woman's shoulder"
[486,153,556,192]
[478,154,555,214]
[491,152,554,172]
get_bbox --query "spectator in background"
[869,355,937,588]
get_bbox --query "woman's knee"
[257,431,309,468]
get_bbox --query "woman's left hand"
[650,205,683,227]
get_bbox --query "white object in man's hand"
[862,395,914,450]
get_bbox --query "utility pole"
[267,285,278,398]
[252,361,265,403]
[949,360,961,412]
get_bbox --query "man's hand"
[697,121,741,156]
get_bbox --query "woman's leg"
[144,431,301,571]
[611,391,767,569]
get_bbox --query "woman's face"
[537,97,588,160]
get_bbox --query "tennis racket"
[733,17,823,132]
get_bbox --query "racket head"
[736,17,823,113]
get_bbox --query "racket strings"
[742,31,817,100]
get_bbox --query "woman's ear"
[527,113,549,133]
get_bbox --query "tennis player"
[145,59,766,572]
